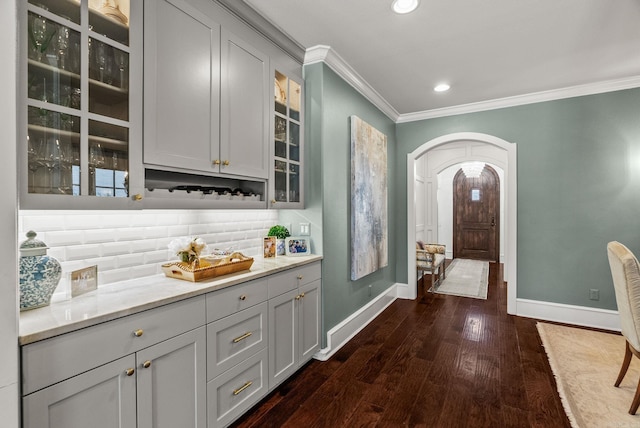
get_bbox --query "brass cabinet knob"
[133,329,144,337]
[132,194,143,201]
[300,292,305,298]
[213,159,221,165]
[222,160,230,166]
[125,368,135,376]
[142,360,151,369]
[239,295,247,301]
[295,294,301,300]
[297,275,303,280]
[270,200,277,205]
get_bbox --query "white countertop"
[19,255,322,345]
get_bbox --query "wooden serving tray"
[162,252,254,282]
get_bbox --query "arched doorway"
[405,132,517,314]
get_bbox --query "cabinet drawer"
[207,302,267,380]
[268,261,321,298]
[207,347,268,428]
[206,277,268,322]
[22,296,206,395]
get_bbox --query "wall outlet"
[368,284,372,296]
[300,223,310,235]
[589,288,599,301]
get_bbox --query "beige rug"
[537,322,640,428]
[430,258,489,300]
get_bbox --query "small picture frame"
[285,237,311,256]
[263,236,276,258]
[70,265,98,298]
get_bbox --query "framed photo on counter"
[285,237,310,256]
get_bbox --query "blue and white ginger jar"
[19,230,62,311]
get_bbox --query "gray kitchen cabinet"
[21,297,207,428]
[143,0,221,173]
[144,0,269,181]
[136,326,207,428]
[23,355,137,428]
[268,262,321,389]
[219,29,270,179]
[270,67,304,208]
[18,0,144,209]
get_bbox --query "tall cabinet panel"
[220,29,269,179]
[143,0,220,173]
[270,68,303,208]
[19,0,143,209]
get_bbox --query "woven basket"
[162,252,254,282]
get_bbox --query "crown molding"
[214,0,305,64]
[304,46,640,124]
[304,45,400,122]
[397,75,640,123]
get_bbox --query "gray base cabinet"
[20,261,321,428]
[268,263,321,389]
[23,355,137,428]
[21,296,207,428]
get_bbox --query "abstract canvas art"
[350,116,388,280]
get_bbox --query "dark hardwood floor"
[231,262,571,428]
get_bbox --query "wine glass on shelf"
[57,26,69,70]
[30,14,49,62]
[96,41,107,82]
[38,138,62,193]
[27,135,41,192]
[113,49,128,89]
[89,143,105,195]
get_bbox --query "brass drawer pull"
[125,368,135,376]
[239,295,247,301]
[142,360,152,369]
[233,332,253,343]
[133,329,144,337]
[232,381,253,396]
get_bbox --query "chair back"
[608,241,640,351]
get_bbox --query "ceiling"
[243,0,640,118]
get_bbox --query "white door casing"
[405,132,517,314]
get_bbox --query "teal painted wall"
[302,63,397,338]
[396,88,640,310]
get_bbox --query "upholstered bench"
[416,242,446,294]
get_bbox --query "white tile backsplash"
[18,209,278,299]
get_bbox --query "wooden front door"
[453,164,499,261]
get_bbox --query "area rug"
[430,258,488,300]
[537,322,640,428]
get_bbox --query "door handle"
[490,216,495,227]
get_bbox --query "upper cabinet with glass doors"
[270,69,303,208]
[19,0,142,209]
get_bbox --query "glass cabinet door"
[272,70,302,206]
[24,0,131,198]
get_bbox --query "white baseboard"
[313,284,398,361]
[396,282,414,300]
[516,298,621,332]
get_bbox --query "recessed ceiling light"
[392,0,419,14]
[434,83,450,92]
